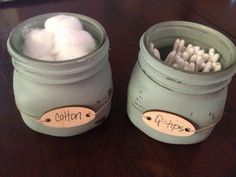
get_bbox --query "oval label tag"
[40,107,96,128]
[142,111,195,136]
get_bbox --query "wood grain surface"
[0,0,236,177]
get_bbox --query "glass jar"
[127,21,236,144]
[7,13,112,137]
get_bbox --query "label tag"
[142,111,195,136]
[40,107,96,128]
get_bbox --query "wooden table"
[0,1,236,177]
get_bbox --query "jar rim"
[7,12,107,65]
[140,21,236,84]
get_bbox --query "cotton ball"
[38,54,55,61]
[23,28,54,60]
[54,29,96,60]
[56,49,88,61]
[54,29,96,52]
[45,14,83,33]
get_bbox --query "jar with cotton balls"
[127,21,236,144]
[7,13,113,137]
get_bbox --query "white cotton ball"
[23,15,98,61]
[38,54,55,61]
[44,14,83,33]
[54,29,96,58]
[23,28,54,60]
[55,41,90,60]
[56,49,88,61]
[54,30,96,52]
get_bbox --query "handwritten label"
[142,111,195,136]
[40,107,96,128]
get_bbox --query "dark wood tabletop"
[0,0,236,177]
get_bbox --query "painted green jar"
[127,21,236,144]
[7,13,112,137]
